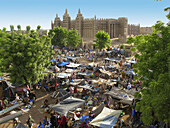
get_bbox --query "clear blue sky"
[0,0,169,30]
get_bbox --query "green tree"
[37,25,41,31]
[17,25,21,31]
[67,29,82,48]
[0,25,54,87]
[164,7,170,20]
[127,16,170,124]
[48,26,67,46]
[120,44,125,49]
[94,31,111,50]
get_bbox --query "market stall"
[51,97,85,116]
[90,107,122,128]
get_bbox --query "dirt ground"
[0,88,56,128]
[17,89,56,127]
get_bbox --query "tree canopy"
[120,44,125,49]
[94,31,111,50]
[48,26,67,46]
[67,29,82,48]
[164,7,170,20]
[127,16,170,125]
[0,25,54,86]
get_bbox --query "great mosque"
[51,9,152,48]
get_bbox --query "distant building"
[51,9,128,48]
[128,24,140,36]
[51,9,153,48]
[140,27,153,35]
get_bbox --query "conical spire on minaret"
[77,8,83,17]
[78,8,81,14]
[64,9,70,17]
[65,9,68,14]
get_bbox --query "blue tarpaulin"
[57,62,69,67]
[80,115,90,123]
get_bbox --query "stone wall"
[140,27,153,35]
[128,24,140,36]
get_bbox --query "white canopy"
[105,51,112,54]
[66,63,80,68]
[104,58,121,62]
[88,62,95,66]
[57,73,71,78]
[99,69,112,76]
[125,70,136,75]
[90,107,122,128]
[66,56,80,60]
[91,79,99,83]
[128,59,136,64]
[104,87,134,104]
[78,84,100,92]
[70,79,84,86]
[65,69,74,73]
[0,111,22,124]
[88,62,102,67]
[51,97,85,116]
[79,84,93,91]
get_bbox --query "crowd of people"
[1,46,151,128]
[26,47,142,128]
